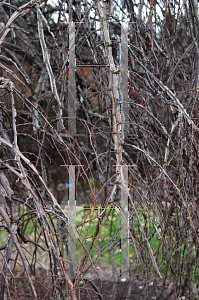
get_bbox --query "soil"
[3,268,160,300]
[2,267,198,300]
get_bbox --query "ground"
[4,268,160,300]
[2,267,198,300]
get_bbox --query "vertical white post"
[121,165,129,278]
[120,23,129,278]
[121,23,129,136]
[68,165,76,280]
[68,21,76,137]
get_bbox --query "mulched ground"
[2,267,198,300]
[2,272,159,300]
[78,277,158,300]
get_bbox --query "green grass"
[1,204,199,283]
[0,205,165,270]
[71,206,165,270]
[74,208,121,268]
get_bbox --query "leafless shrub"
[0,0,198,299]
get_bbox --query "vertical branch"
[37,8,64,131]
[189,0,199,92]
[0,208,38,299]
[68,21,76,137]
[0,237,12,300]
[32,68,48,133]
[0,78,30,183]
[95,0,121,179]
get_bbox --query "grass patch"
[1,203,199,284]
[74,207,121,268]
